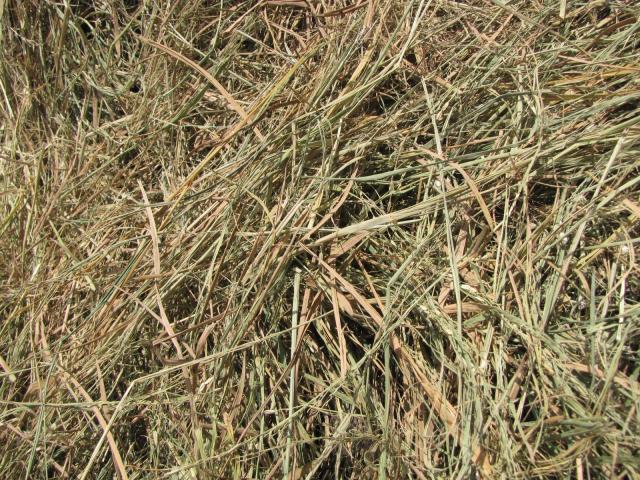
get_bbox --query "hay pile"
[1,0,639,478]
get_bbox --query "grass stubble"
[1,0,639,478]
